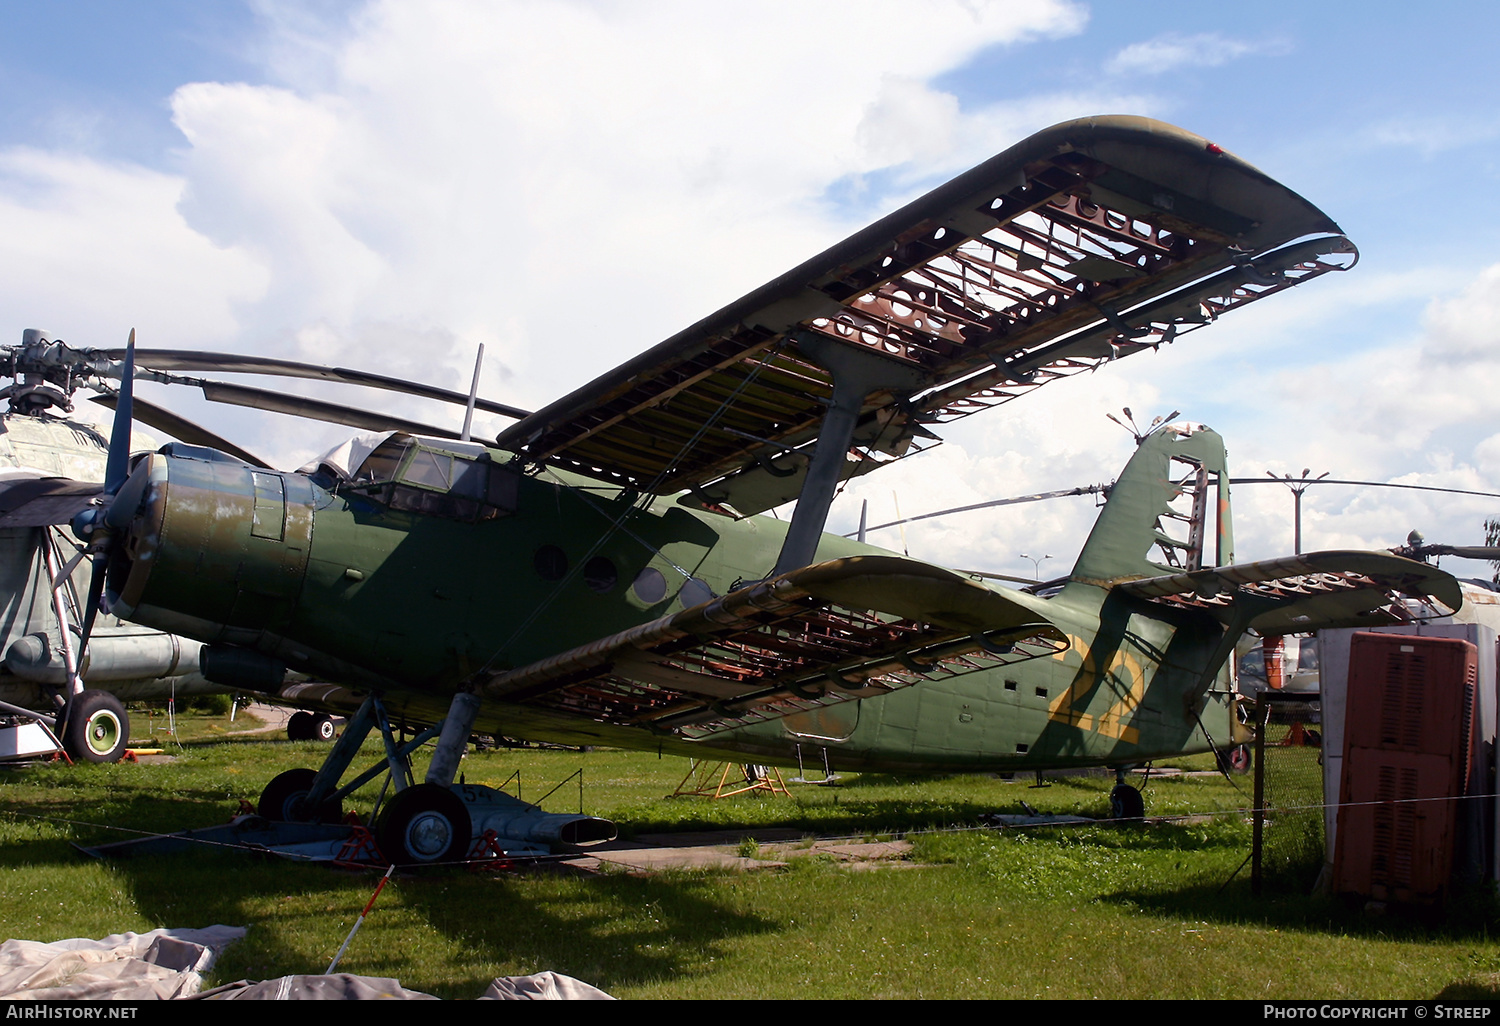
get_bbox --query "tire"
[63,691,129,763]
[1217,743,1253,775]
[258,768,342,823]
[377,784,472,866]
[313,715,336,741]
[1110,783,1145,820]
[286,711,314,741]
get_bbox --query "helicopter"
[0,327,527,761]
[20,115,1464,862]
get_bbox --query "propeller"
[68,330,148,693]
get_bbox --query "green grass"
[2,714,1498,999]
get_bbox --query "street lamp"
[1019,552,1054,578]
[1266,469,1329,555]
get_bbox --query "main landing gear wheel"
[313,715,336,741]
[257,768,343,823]
[1110,783,1145,820]
[62,691,129,763]
[377,784,472,866]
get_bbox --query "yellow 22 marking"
[1046,634,1144,744]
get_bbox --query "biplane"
[30,116,1464,860]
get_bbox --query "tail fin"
[1066,423,1234,589]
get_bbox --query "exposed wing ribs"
[481,555,1067,739]
[497,117,1355,514]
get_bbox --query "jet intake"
[456,783,616,851]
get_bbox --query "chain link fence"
[1252,692,1325,894]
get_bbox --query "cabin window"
[632,567,667,604]
[583,556,618,593]
[535,545,568,581]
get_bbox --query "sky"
[3,0,1499,584]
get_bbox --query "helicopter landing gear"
[287,711,337,741]
[62,690,129,763]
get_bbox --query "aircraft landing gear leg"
[1109,767,1144,821]
[258,695,385,821]
[376,690,479,865]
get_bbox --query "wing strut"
[771,331,925,576]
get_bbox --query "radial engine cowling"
[108,446,315,646]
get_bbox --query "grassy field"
[2,707,1498,1000]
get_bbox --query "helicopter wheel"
[62,691,129,763]
[313,715,336,741]
[258,768,342,823]
[377,784,471,866]
[286,711,314,741]
[1109,783,1145,821]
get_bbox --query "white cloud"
[1105,32,1289,77]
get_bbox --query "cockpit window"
[348,436,518,522]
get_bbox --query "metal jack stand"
[670,759,791,799]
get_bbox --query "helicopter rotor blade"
[846,484,1109,537]
[198,381,463,440]
[102,348,531,420]
[89,394,272,469]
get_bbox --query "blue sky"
[2,1,1499,580]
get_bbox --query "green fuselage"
[115,444,1231,773]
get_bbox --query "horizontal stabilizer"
[479,555,1067,739]
[1114,550,1462,634]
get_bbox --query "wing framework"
[1113,551,1463,634]
[499,116,1355,513]
[479,555,1068,739]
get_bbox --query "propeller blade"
[74,551,108,689]
[90,394,271,468]
[103,348,531,420]
[103,330,135,495]
[103,462,152,532]
[198,381,463,440]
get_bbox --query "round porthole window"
[632,567,667,604]
[680,578,715,608]
[534,545,567,581]
[583,556,618,593]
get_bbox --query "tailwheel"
[258,768,342,823]
[1217,742,1252,775]
[62,690,129,763]
[377,784,472,866]
[1109,783,1145,820]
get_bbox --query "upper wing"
[478,555,1067,739]
[1113,550,1463,634]
[497,115,1355,514]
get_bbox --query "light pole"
[1019,552,1053,579]
[1266,469,1328,555]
